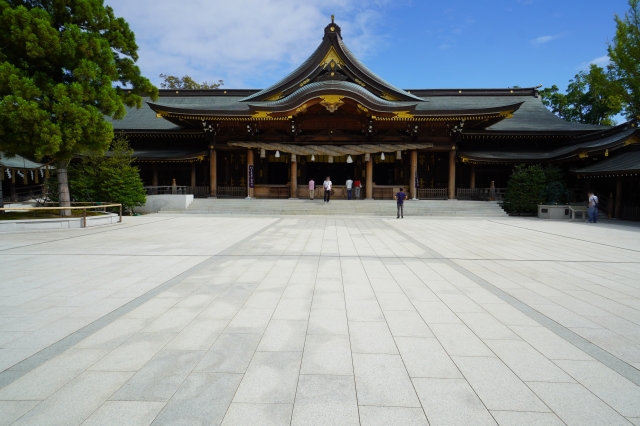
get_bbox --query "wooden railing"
[373,187,395,200]
[622,206,640,221]
[217,186,247,197]
[189,186,210,198]
[145,186,209,197]
[145,186,189,195]
[456,188,506,201]
[418,188,448,200]
[268,185,289,199]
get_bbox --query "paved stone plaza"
[1,215,640,425]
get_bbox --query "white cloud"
[530,33,562,45]
[105,0,391,89]
[576,55,610,70]
[590,55,610,66]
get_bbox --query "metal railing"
[0,202,122,228]
[217,186,247,197]
[418,188,448,200]
[456,188,506,201]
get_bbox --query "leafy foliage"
[608,0,640,118]
[503,165,547,214]
[159,74,223,90]
[0,1,157,211]
[48,134,146,213]
[539,65,624,126]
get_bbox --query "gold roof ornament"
[319,95,344,113]
[319,46,345,69]
[263,92,283,101]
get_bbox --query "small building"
[108,19,639,216]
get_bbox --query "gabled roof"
[241,20,424,103]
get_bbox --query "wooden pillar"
[247,149,254,198]
[615,176,622,218]
[365,156,373,199]
[190,163,196,187]
[448,150,456,199]
[290,155,297,198]
[209,149,217,197]
[410,150,418,200]
[152,164,158,187]
[470,164,476,189]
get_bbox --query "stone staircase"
[158,199,508,217]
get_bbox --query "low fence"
[1,184,45,203]
[217,186,247,198]
[622,206,640,221]
[0,202,122,228]
[418,188,448,200]
[457,188,506,201]
[145,186,209,198]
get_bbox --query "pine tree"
[0,1,157,215]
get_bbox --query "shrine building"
[105,18,640,216]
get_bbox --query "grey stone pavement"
[1,214,640,425]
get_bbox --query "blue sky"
[106,0,629,92]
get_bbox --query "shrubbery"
[503,164,569,214]
[47,135,146,214]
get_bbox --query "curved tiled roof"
[249,81,417,110]
[460,127,637,162]
[337,38,423,102]
[573,150,640,174]
[241,23,423,103]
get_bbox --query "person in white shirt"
[323,176,332,203]
[588,191,599,223]
[346,177,353,200]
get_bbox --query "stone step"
[157,199,507,217]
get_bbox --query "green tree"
[539,64,624,126]
[503,164,547,214]
[160,74,223,90]
[48,134,146,213]
[608,0,640,118]
[0,1,158,215]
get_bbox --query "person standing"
[308,178,315,200]
[354,178,361,199]
[395,187,407,218]
[323,176,332,203]
[588,191,599,223]
[346,176,353,200]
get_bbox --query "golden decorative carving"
[381,92,400,101]
[625,135,640,145]
[319,95,344,113]
[252,111,271,118]
[263,92,283,101]
[295,103,308,114]
[393,111,414,119]
[355,78,366,87]
[578,152,589,159]
[299,78,311,87]
[357,104,369,113]
[318,46,344,69]
[500,110,514,119]
[461,157,469,163]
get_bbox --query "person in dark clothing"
[395,188,407,218]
